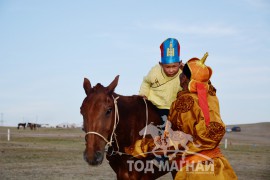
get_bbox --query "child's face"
[160,62,180,77]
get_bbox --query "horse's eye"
[106,107,112,116]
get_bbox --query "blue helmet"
[160,38,180,64]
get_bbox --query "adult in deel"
[166,53,238,179]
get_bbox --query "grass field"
[1,123,270,180]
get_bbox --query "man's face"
[160,62,180,77]
[179,72,186,88]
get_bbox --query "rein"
[85,96,149,156]
[142,98,148,139]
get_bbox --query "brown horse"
[80,75,173,180]
[27,123,37,130]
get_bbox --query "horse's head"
[80,75,119,166]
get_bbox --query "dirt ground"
[0,122,270,180]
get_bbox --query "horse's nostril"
[95,151,103,162]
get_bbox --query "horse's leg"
[116,168,129,180]
[107,155,133,180]
[106,155,120,175]
[109,157,142,180]
[140,164,171,180]
[170,170,177,179]
[127,159,160,180]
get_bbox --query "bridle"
[84,95,149,156]
[85,95,120,153]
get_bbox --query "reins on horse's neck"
[85,95,120,149]
[111,95,120,151]
[142,98,149,139]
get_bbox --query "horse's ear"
[83,78,92,95]
[106,75,119,94]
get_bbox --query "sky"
[0,0,270,127]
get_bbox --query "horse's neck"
[113,95,161,149]
[117,95,147,124]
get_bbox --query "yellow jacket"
[139,64,182,109]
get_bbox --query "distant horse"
[27,123,37,130]
[17,123,26,129]
[80,75,173,180]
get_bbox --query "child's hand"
[139,95,148,99]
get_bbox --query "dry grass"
[0,122,270,180]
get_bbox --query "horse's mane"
[91,83,105,92]
[114,93,158,110]
[90,82,159,114]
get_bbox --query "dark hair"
[183,64,191,79]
